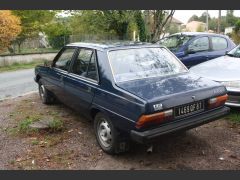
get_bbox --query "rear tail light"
[208,94,228,109]
[136,109,173,129]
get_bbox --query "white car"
[190,45,240,107]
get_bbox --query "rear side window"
[71,48,98,81]
[188,37,209,52]
[212,36,228,50]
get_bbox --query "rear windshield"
[158,35,192,51]
[108,47,187,82]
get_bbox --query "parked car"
[190,45,240,108]
[34,42,230,154]
[157,32,236,68]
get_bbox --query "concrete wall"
[0,52,57,67]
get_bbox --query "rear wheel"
[94,112,129,154]
[38,80,56,104]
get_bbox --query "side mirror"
[225,50,229,55]
[44,60,52,67]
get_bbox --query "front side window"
[212,36,228,50]
[71,48,98,81]
[54,48,76,71]
[108,47,187,83]
[188,37,209,52]
[158,35,192,51]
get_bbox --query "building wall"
[186,21,206,32]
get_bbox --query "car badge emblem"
[153,103,163,111]
[192,96,196,101]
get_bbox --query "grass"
[226,109,240,124]
[31,139,40,146]
[19,118,34,133]
[49,119,64,132]
[0,61,44,73]
[18,115,42,134]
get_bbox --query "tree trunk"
[17,42,22,53]
[217,10,221,34]
[151,10,175,42]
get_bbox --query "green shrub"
[49,119,64,132]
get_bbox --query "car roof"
[66,41,163,51]
[169,32,228,37]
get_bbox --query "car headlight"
[221,81,240,90]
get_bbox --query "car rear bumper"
[130,106,230,144]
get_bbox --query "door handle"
[60,75,64,85]
[87,86,91,92]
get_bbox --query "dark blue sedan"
[34,42,230,154]
[158,32,236,68]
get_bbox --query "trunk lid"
[117,72,227,113]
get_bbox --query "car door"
[46,47,77,102]
[63,48,99,113]
[181,36,210,67]
[207,36,229,60]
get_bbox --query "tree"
[198,12,211,23]
[230,20,240,44]
[69,10,135,40]
[134,11,146,41]
[69,10,107,35]
[234,19,240,33]
[102,10,135,40]
[226,10,238,26]
[44,20,71,49]
[209,18,218,32]
[12,10,55,53]
[0,10,21,53]
[167,24,180,35]
[144,10,175,42]
[188,15,199,22]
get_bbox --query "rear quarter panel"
[91,51,146,133]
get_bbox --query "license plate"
[175,100,204,118]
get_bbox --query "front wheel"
[94,112,129,154]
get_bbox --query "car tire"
[94,112,129,154]
[38,80,56,104]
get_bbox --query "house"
[160,17,184,38]
[171,17,184,31]
[225,26,234,35]
[185,21,206,32]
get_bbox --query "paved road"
[0,69,37,100]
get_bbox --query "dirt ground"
[0,93,240,170]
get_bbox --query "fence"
[0,34,130,66]
[1,34,128,56]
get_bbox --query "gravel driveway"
[0,93,239,170]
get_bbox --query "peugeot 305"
[34,42,230,154]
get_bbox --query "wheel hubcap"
[98,119,112,148]
[39,85,45,99]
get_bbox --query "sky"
[174,10,240,24]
